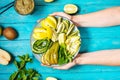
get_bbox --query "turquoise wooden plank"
[1,0,120,80]
[0,40,33,56]
[1,5,120,23]
[1,57,120,73]
[1,0,120,7]
[0,23,120,40]
[1,71,120,80]
[0,23,35,40]
[0,38,120,57]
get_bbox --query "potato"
[3,27,17,40]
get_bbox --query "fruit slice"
[46,77,57,80]
[32,39,51,54]
[44,50,51,64]
[34,27,47,33]
[66,23,75,36]
[44,0,54,3]
[47,16,57,25]
[33,32,47,40]
[64,4,78,14]
[46,27,53,39]
[41,53,50,65]
[63,19,70,33]
[0,49,11,65]
[50,53,55,64]
[51,28,58,42]
[40,19,48,28]
[57,17,62,29]
[45,16,57,29]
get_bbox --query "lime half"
[44,0,54,2]
[46,77,57,80]
[64,4,78,14]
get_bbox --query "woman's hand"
[50,12,72,20]
[50,12,81,26]
[41,54,81,70]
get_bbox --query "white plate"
[30,17,81,66]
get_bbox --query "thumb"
[50,12,72,20]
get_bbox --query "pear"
[0,49,11,65]
[44,50,51,65]
[41,53,50,66]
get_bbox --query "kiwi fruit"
[0,27,2,36]
[3,27,18,40]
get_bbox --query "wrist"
[71,15,82,26]
[74,56,86,65]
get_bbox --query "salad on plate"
[31,16,81,66]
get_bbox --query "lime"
[64,4,78,14]
[46,77,57,80]
[44,0,54,2]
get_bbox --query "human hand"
[41,54,81,70]
[50,12,72,20]
[37,12,72,23]
[50,12,80,26]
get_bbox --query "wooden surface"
[0,0,120,80]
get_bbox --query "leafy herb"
[9,54,41,80]
[58,44,73,65]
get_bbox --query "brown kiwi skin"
[3,27,18,40]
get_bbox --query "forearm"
[72,7,120,27]
[75,49,120,66]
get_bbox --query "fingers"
[41,62,76,70]
[50,12,72,20]
[41,63,51,67]
[37,12,72,23]
[53,62,76,70]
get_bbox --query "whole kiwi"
[3,27,17,40]
[0,27,2,36]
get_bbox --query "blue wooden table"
[0,0,120,80]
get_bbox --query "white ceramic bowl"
[30,16,81,66]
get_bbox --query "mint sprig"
[9,54,41,80]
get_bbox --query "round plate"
[30,16,81,66]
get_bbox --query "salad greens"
[9,54,41,80]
